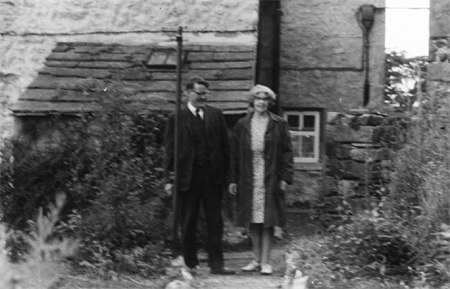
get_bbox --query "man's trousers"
[179,163,224,270]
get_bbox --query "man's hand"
[280,180,287,191]
[229,183,237,195]
[164,183,173,196]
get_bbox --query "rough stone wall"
[279,0,385,111]
[428,0,450,114]
[324,110,389,213]
[430,0,450,39]
[285,109,391,210]
[0,0,259,141]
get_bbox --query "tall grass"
[385,87,450,283]
[324,88,450,287]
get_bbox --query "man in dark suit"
[163,77,235,275]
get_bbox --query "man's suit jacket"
[163,105,230,191]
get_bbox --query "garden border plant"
[1,81,174,278]
[322,85,450,288]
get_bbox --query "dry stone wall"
[323,109,390,213]
[285,109,392,212]
[0,0,259,141]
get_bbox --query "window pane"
[301,135,315,158]
[290,134,301,158]
[165,50,177,66]
[302,115,315,132]
[287,115,300,130]
[146,51,167,66]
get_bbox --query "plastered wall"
[279,0,385,111]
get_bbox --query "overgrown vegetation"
[0,82,172,278]
[385,50,428,111]
[0,193,77,289]
[323,84,450,288]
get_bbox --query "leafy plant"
[1,81,172,277]
[385,50,428,111]
[325,84,450,287]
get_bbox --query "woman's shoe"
[241,260,260,272]
[260,263,273,275]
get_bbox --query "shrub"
[325,87,450,287]
[383,88,450,286]
[325,207,416,279]
[1,82,172,277]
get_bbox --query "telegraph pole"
[172,26,183,250]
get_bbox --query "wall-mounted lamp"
[357,4,377,107]
[358,4,377,31]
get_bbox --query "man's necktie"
[196,108,202,120]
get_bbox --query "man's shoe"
[241,260,260,272]
[260,263,273,275]
[210,267,236,275]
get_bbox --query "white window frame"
[284,111,320,163]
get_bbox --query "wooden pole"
[172,26,183,249]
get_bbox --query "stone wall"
[279,0,385,111]
[279,0,386,209]
[430,0,450,39]
[285,109,391,211]
[0,0,259,141]
[324,110,389,213]
[428,0,450,116]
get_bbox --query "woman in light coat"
[229,85,293,275]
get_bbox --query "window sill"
[294,162,323,171]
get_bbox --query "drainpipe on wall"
[256,0,282,115]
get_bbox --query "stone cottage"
[2,0,386,210]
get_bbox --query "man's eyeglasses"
[192,90,211,97]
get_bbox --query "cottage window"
[284,111,320,163]
[144,49,177,69]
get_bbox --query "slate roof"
[11,42,256,116]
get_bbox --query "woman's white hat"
[249,84,277,101]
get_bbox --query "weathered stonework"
[430,0,450,39]
[286,170,323,206]
[428,0,450,125]
[322,110,388,212]
[327,125,376,143]
[0,0,259,141]
[279,0,385,111]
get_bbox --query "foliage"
[24,193,79,262]
[383,86,450,286]
[325,86,450,287]
[385,50,428,111]
[325,207,416,277]
[0,224,20,289]
[0,193,78,289]
[0,82,172,277]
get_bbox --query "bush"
[325,207,416,278]
[325,87,450,287]
[1,82,172,277]
[383,88,450,286]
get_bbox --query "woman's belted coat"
[230,111,294,228]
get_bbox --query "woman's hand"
[229,183,237,195]
[280,180,287,191]
[164,183,173,196]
